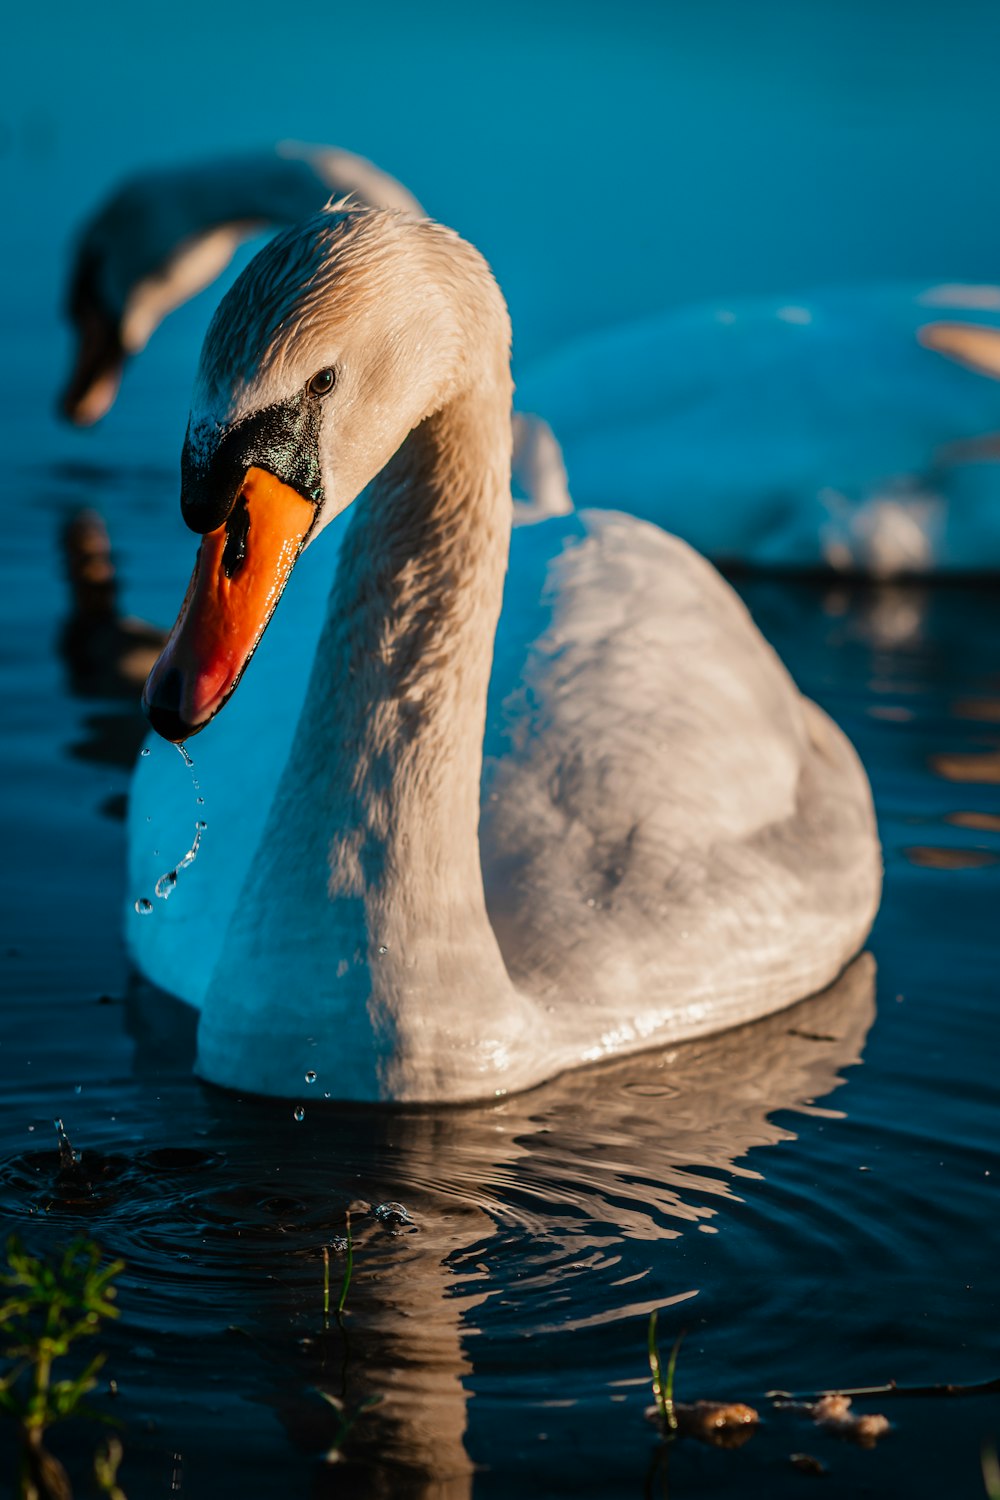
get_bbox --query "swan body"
[517,283,1000,573]
[128,203,880,1103]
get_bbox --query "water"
[150,819,206,903]
[4,2,1000,1494]
[3,495,999,1496]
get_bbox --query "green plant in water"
[317,1390,383,1464]
[0,1236,125,1500]
[647,1310,684,1437]
[983,1440,1000,1500]
[93,1436,127,1500]
[322,1211,354,1327]
[337,1212,354,1319]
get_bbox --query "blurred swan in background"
[130,203,880,1102]
[61,141,424,427]
[516,283,1000,574]
[61,147,1000,573]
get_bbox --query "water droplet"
[305,1070,317,1084]
[140,747,151,757]
[373,1201,416,1230]
[134,898,153,915]
[55,1118,79,1170]
[293,1106,305,1122]
[377,944,389,956]
[73,1084,82,1095]
[176,743,195,769]
[151,816,206,907]
[196,796,204,805]
[323,1092,331,1099]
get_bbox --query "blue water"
[3,3,1000,1495]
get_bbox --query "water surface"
[2,464,999,1497]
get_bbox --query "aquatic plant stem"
[767,1373,1000,1402]
[322,1246,330,1326]
[337,1213,353,1319]
[648,1311,683,1436]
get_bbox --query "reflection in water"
[930,751,1000,783]
[951,697,1000,722]
[171,954,872,1496]
[947,811,1000,832]
[59,509,164,776]
[904,846,997,869]
[49,957,877,1493]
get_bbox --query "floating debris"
[810,1394,890,1446]
[790,1453,827,1476]
[775,1393,890,1448]
[645,1399,759,1449]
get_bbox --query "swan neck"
[329,378,513,912]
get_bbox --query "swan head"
[62,171,197,425]
[143,202,510,742]
[61,237,128,426]
[61,168,262,426]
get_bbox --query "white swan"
[128,203,881,1102]
[516,282,1000,574]
[61,141,424,426]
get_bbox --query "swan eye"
[308,368,336,397]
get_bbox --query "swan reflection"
[231,955,875,1495]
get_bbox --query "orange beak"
[143,466,316,741]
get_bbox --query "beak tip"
[143,664,198,743]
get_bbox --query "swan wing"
[482,510,881,1049]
